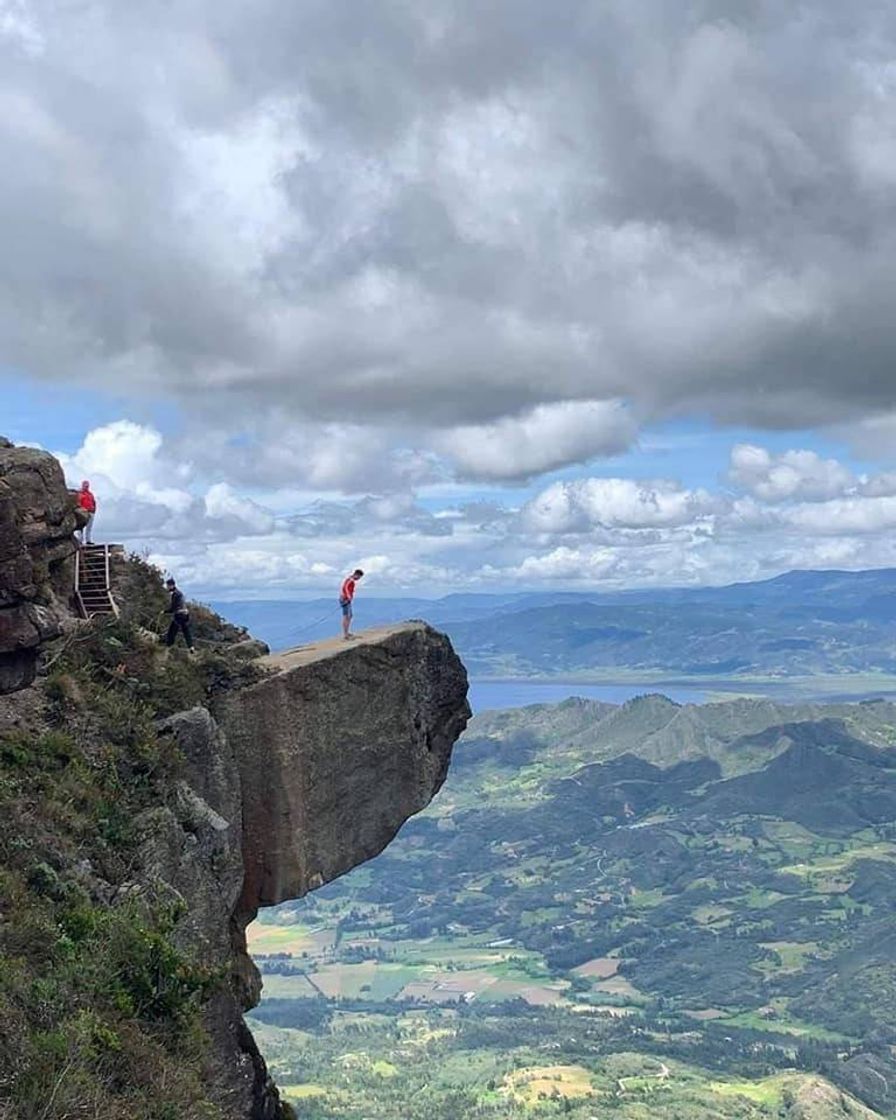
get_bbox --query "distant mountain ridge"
[213,567,896,681]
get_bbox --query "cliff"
[0,439,78,692]
[161,627,468,1118]
[0,439,470,1120]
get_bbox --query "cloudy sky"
[4,0,896,597]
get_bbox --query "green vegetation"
[0,554,266,1120]
[248,695,896,1118]
[248,1007,883,1119]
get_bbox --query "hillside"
[0,440,469,1120]
[246,694,896,1119]
[215,567,896,683]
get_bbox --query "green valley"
[246,695,896,1118]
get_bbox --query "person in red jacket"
[77,480,97,544]
[339,569,364,639]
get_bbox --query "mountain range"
[214,567,896,681]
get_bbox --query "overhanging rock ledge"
[0,436,471,1119]
[165,622,470,1118]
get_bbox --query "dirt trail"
[617,1061,670,1096]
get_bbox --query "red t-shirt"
[78,489,96,513]
[340,577,356,602]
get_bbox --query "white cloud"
[859,471,896,498]
[63,420,173,491]
[32,420,896,598]
[441,400,636,481]
[0,1,43,56]
[7,1,896,444]
[729,443,856,503]
[174,96,309,277]
[178,421,442,495]
[786,494,896,536]
[511,546,618,582]
[55,421,276,543]
[203,482,275,534]
[522,477,717,534]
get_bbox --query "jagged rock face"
[0,443,470,1118]
[152,706,275,1117]
[158,625,469,1120]
[0,440,77,692]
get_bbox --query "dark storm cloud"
[5,0,896,435]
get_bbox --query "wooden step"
[74,543,119,620]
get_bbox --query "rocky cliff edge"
[0,438,470,1119]
[169,626,470,1117]
[0,439,78,692]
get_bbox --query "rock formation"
[157,627,469,1117]
[0,438,78,692]
[0,438,470,1118]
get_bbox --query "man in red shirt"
[77,480,97,544]
[339,569,364,640]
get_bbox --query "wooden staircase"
[74,544,119,619]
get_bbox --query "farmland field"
[247,694,896,1119]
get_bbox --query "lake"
[467,677,896,714]
[468,679,711,713]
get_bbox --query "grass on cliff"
[0,554,278,1120]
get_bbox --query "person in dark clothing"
[164,577,195,654]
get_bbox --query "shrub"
[0,552,275,1119]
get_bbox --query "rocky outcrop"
[0,438,77,691]
[0,441,470,1118]
[227,627,468,915]
[156,626,470,1118]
